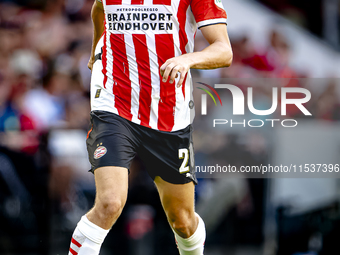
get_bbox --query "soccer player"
[68,0,232,254]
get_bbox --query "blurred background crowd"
[1,0,340,254]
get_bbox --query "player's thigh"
[93,166,129,208]
[154,176,195,221]
[87,166,128,229]
[86,112,138,208]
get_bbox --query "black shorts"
[86,111,197,185]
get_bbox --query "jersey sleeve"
[190,0,227,29]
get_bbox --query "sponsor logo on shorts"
[94,146,107,159]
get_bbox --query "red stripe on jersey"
[106,0,122,5]
[155,34,176,132]
[110,34,133,121]
[153,0,171,5]
[191,0,227,24]
[69,248,77,255]
[71,238,82,248]
[182,74,187,98]
[101,30,107,89]
[177,0,190,98]
[131,0,144,4]
[177,0,189,55]
[133,34,152,128]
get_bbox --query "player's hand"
[160,55,192,88]
[88,56,95,71]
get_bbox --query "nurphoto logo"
[197,83,312,128]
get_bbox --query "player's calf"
[68,197,125,255]
[171,213,206,255]
[68,166,128,255]
[68,215,109,255]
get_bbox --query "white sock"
[68,215,110,255]
[173,213,206,255]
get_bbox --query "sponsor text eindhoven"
[106,10,173,31]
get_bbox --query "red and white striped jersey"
[91,0,227,132]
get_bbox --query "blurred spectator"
[314,80,340,121]
[23,69,68,130]
[257,0,322,37]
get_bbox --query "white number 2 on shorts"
[178,148,190,173]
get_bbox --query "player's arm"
[88,0,105,70]
[160,24,233,87]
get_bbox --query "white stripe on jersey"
[92,0,119,115]
[147,34,161,129]
[122,0,140,125]
[124,34,141,124]
[103,0,114,87]
[143,0,153,5]
[171,0,185,131]
[185,7,196,127]
[185,6,196,53]
[197,18,227,29]
[91,37,119,115]
[122,0,131,5]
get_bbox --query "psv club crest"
[94,146,107,159]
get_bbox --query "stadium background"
[1,0,340,254]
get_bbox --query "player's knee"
[168,210,195,235]
[97,196,124,218]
